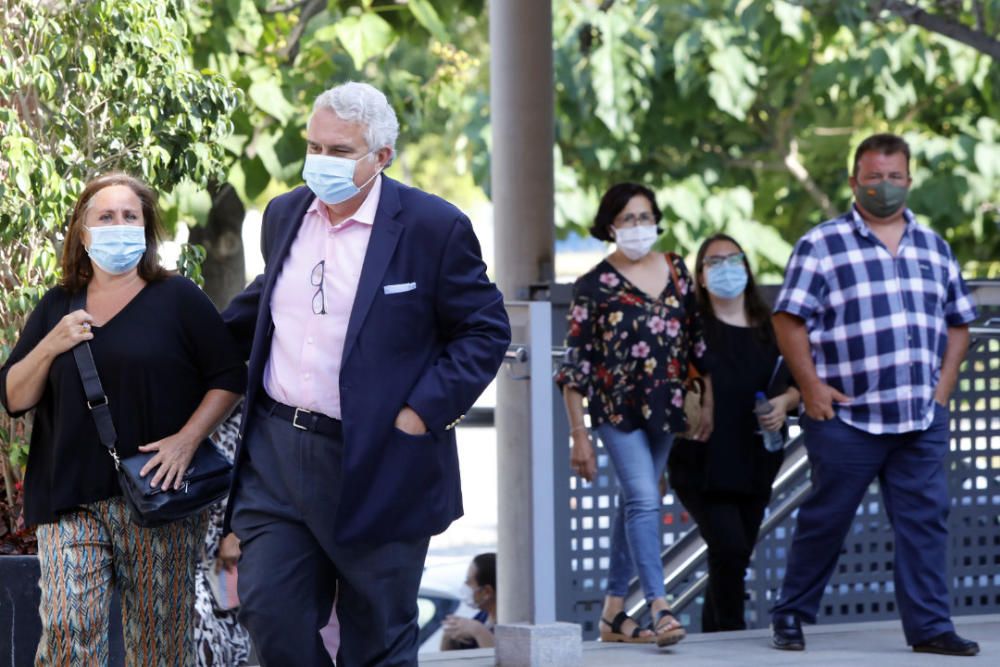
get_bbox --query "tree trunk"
[189,182,246,310]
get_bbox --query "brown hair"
[589,182,663,242]
[61,173,169,292]
[694,233,773,343]
[852,133,910,177]
[472,552,496,590]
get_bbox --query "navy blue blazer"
[222,177,511,544]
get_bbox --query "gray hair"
[311,82,399,165]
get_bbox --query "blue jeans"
[596,424,673,601]
[772,405,954,644]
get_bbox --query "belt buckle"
[292,407,312,431]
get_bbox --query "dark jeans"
[231,405,430,667]
[772,405,954,645]
[672,485,769,632]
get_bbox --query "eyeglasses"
[614,212,656,228]
[311,260,326,315]
[703,252,745,269]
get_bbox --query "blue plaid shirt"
[774,207,977,434]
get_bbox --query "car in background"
[417,587,461,648]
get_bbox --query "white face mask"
[461,584,480,608]
[614,225,659,260]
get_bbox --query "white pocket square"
[383,282,417,295]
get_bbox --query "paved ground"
[421,613,998,666]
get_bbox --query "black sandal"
[599,610,654,644]
[652,608,687,647]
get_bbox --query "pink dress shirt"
[263,175,382,419]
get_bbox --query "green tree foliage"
[187,0,487,209]
[177,0,488,306]
[552,0,1000,275]
[0,0,240,514]
[211,1,995,276]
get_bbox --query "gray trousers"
[232,405,430,667]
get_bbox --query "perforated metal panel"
[550,284,1000,639]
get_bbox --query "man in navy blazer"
[222,82,510,666]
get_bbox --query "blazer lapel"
[262,187,315,302]
[342,177,403,363]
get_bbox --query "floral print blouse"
[554,253,710,434]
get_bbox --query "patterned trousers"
[34,497,205,666]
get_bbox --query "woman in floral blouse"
[555,182,713,647]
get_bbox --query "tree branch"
[263,0,308,14]
[278,0,326,63]
[773,59,838,219]
[1,447,16,510]
[813,127,856,136]
[724,157,787,172]
[783,138,839,219]
[972,0,986,34]
[876,0,1000,59]
[86,144,140,180]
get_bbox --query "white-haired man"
[223,82,511,666]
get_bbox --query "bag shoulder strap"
[664,252,682,296]
[69,290,120,466]
[663,252,701,381]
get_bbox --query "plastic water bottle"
[754,391,784,452]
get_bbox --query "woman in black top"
[0,173,245,664]
[555,183,713,647]
[668,233,799,632]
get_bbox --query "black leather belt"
[258,394,342,438]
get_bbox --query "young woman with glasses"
[667,233,799,632]
[555,182,713,647]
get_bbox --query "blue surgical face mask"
[706,263,748,299]
[302,152,379,205]
[86,225,146,275]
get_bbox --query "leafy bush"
[0,0,240,549]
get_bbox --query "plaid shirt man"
[774,206,977,434]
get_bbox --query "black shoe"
[913,631,979,656]
[771,613,805,651]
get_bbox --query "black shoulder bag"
[70,292,232,527]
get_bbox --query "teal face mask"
[856,180,908,218]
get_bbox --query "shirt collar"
[849,203,916,239]
[307,173,383,228]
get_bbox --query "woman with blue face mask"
[0,173,245,664]
[667,233,799,633]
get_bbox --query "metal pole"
[490,0,555,625]
[529,302,555,623]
